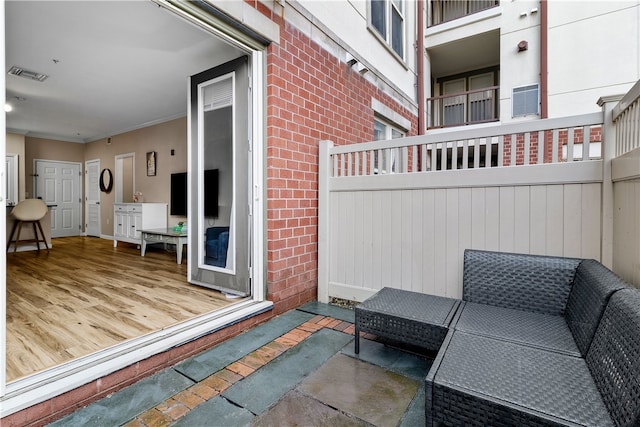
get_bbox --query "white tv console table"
[113,203,167,247]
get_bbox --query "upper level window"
[370,0,405,59]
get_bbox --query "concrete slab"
[341,338,431,380]
[400,384,426,427]
[298,353,419,427]
[48,369,194,427]
[222,328,352,415]
[252,390,369,427]
[297,301,355,323]
[175,310,314,382]
[171,396,255,427]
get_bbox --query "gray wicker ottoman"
[354,287,460,354]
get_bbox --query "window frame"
[368,0,405,61]
[373,117,405,174]
[512,83,540,117]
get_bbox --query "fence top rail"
[427,85,499,101]
[328,111,603,155]
[612,79,640,122]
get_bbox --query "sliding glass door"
[188,56,252,296]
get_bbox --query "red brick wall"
[502,126,603,166]
[265,19,418,313]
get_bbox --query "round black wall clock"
[99,168,113,193]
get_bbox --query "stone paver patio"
[48,302,431,427]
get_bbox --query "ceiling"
[5,1,243,143]
[427,29,500,78]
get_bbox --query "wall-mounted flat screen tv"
[170,172,187,216]
[170,170,219,217]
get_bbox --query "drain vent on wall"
[7,65,48,82]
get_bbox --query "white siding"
[285,1,419,108]
[546,2,639,117]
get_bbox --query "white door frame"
[85,159,101,237]
[1,1,7,397]
[5,154,18,206]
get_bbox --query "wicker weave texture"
[356,310,449,350]
[357,287,459,323]
[430,384,568,427]
[429,331,614,426]
[586,289,640,427]
[463,250,581,316]
[355,288,459,351]
[565,259,630,357]
[455,302,580,356]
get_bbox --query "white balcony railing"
[429,0,499,26]
[428,86,499,129]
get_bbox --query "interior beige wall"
[12,117,186,237]
[25,137,85,199]
[6,133,26,201]
[84,117,188,236]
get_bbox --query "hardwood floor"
[6,236,242,382]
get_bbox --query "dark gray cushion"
[565,259,629,357]
[429,331,613,426]
[455,302,580,356]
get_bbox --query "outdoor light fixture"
[518,40,529,52]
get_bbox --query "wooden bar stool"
[6,199,50,253]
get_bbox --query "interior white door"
[35,160,81,238]
[85,159,101,237]
[5,154,18,206]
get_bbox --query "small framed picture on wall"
[146,151,156,176]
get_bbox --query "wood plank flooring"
[6,236,243,382]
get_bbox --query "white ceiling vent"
[7,65,48,82]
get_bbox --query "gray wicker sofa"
[426,249,640,426]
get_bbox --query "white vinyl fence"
[611,80,640,286]
[318,111,610,302]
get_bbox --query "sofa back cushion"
[586,289,640,426]
[565,259,629,357]
[463,249,581,315]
